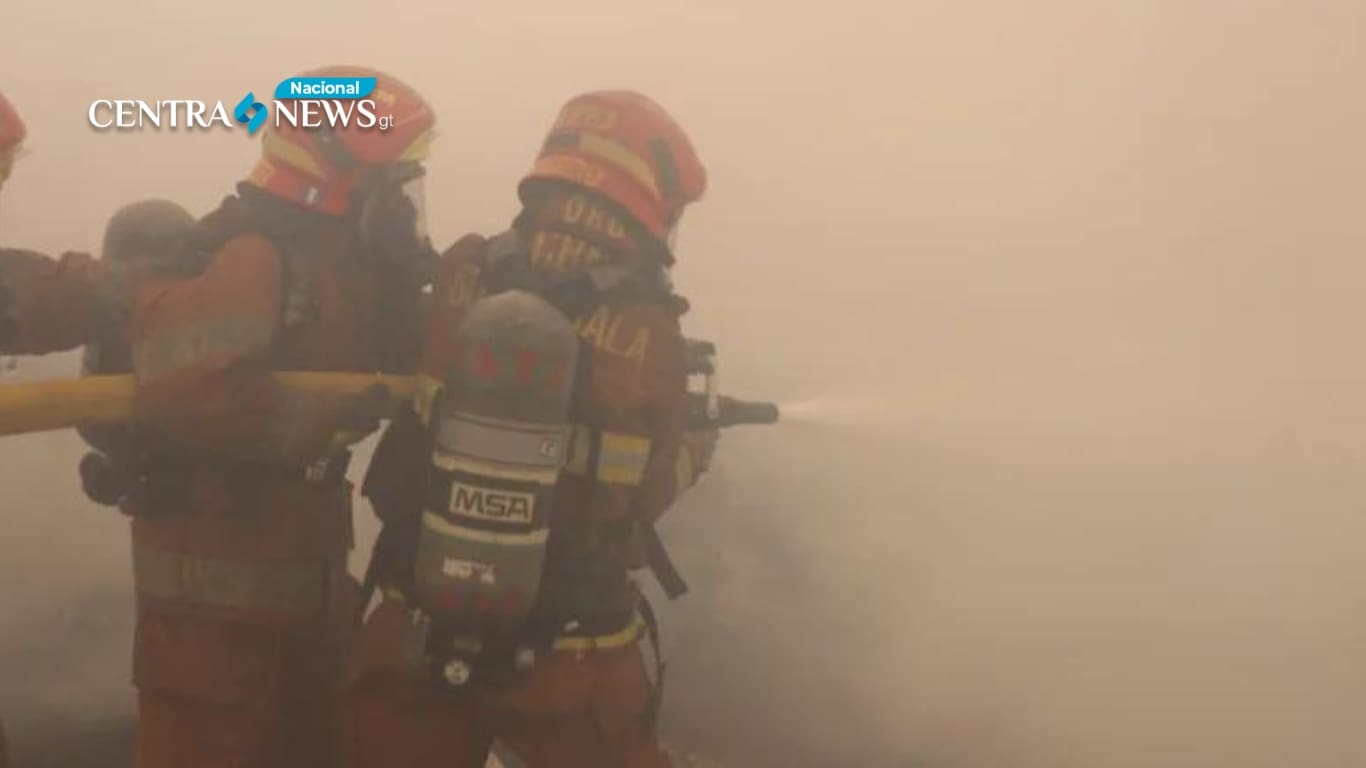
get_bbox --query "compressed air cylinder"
[414,289,580,630]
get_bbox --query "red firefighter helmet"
[0,90,27,186]
[519,91,706,243]
[247,66,436,216]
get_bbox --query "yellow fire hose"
[0,373,417,438]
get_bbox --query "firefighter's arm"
[130,235,370,465]
[0,248,123,354]
[634,308,704,522]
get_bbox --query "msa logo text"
[449,482,534,523]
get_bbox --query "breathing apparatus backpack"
[79,186,422,509]
[398,229,676,689]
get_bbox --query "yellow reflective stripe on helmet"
[563,426,652,486]
[261,129,327,178]
[397,128,436,163]
[552,613,646,653]
[573,133,661,200]
[133,314,274,381]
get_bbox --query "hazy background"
[3,0,1366,765]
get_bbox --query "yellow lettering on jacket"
[574,306,651,368]
[563,195,585,225]
[445,263,482,309]
[559,194,628,242]
[583,204,608,233]
[530,231,604,271]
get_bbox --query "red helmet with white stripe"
[246,66,436,217]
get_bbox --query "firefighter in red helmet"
[346,90,715,768]
[115,65,437,768]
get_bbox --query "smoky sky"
[2,1,1366,766]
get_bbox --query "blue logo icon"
[234,92,267,135]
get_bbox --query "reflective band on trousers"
[133,314,274,381]
[132,543,334,617]
[552,613,646,652]
[380,584,646,654]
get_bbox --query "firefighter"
[346,90,717,768]
[122,66,436,768]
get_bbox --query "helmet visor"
[356,162,430,256]
[664,205,685,253]
[0,144,20,186]
[401,173,429,243]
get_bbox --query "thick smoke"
[2,1,1366,766]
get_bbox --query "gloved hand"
[681,428,720,477]
[270,381,397,466]
[79,451,129,507]
[325,382,395,452]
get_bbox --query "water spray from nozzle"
[777,394,891,428]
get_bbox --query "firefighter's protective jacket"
[365,187,704,627]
